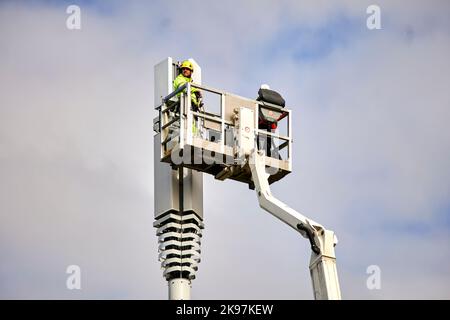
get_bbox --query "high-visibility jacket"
[173,74,199,107]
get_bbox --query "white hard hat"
[260,84,271,90]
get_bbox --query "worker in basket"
[173,60,204,135]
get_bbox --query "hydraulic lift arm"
[249,149,341,300]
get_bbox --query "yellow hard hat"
[180,60,194,72]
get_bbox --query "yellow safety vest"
[173,74,199,107]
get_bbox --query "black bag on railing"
[257,88,286,108]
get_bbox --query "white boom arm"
[249,150,341,300]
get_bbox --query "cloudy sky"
[1,0,449,299]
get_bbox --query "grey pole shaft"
[167,166,191,300]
